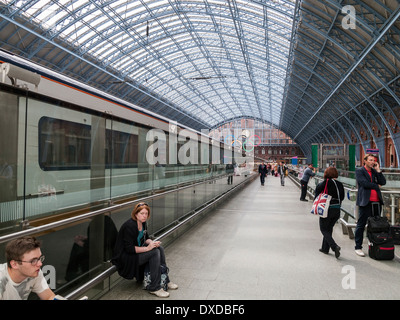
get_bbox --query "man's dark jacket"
[355,166,386,206]
[258,164,267,175]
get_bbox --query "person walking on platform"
[226,162,234,185]
[112,202,178,298]
[278,162,287,186]
[300,164,315,201]
[315,167,344,258]
[258,161,267,186]
[354,154,386,257]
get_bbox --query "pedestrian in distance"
[278,162,287,186]
[226,162,234,185]
[300,164,315,201]
[258,161,268,186]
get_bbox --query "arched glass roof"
[0,0,298,128]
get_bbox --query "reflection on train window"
[39,117,139,170]
[39,117,91,170]
[106,129,138,168]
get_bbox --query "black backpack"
[367,216,390,234]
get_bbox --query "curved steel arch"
[283,82,354,147]
[281,1,400,163]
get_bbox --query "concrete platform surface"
[101,173,400,300]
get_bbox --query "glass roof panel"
[2,0,298,129]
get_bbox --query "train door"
[0,91,18,203]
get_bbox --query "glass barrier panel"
[152,193,178,235]
[193,182,206,210]
[177,187,194,220]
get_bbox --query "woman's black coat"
[314,178,345,206]
[111,218,148,281]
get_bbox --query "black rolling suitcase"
[368,232,395,260]
[367,216,394,260]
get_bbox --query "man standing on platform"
[278,162,287,186]
[258,161,267,186]
[354,154,386,257]
[300,164,315,201]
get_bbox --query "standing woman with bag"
[112,202,178,298]
[314,167,345,258]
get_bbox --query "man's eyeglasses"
[16,255,45,266]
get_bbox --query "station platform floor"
[101,173,400,300]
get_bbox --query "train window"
[39,117,139,170]
[106,129,138,168]
[39,117,91,170]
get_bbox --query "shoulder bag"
[310,179,331,218]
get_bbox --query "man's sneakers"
[355,249,365,257]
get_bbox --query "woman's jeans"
[138,246,166,291]
[319,208,340,252]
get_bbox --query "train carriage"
[0,51,248,233]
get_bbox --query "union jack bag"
[310,180,331,218]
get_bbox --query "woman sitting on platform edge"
[314,167,345,259]
[111,202,178,298]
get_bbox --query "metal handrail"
[290,171,400,239]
